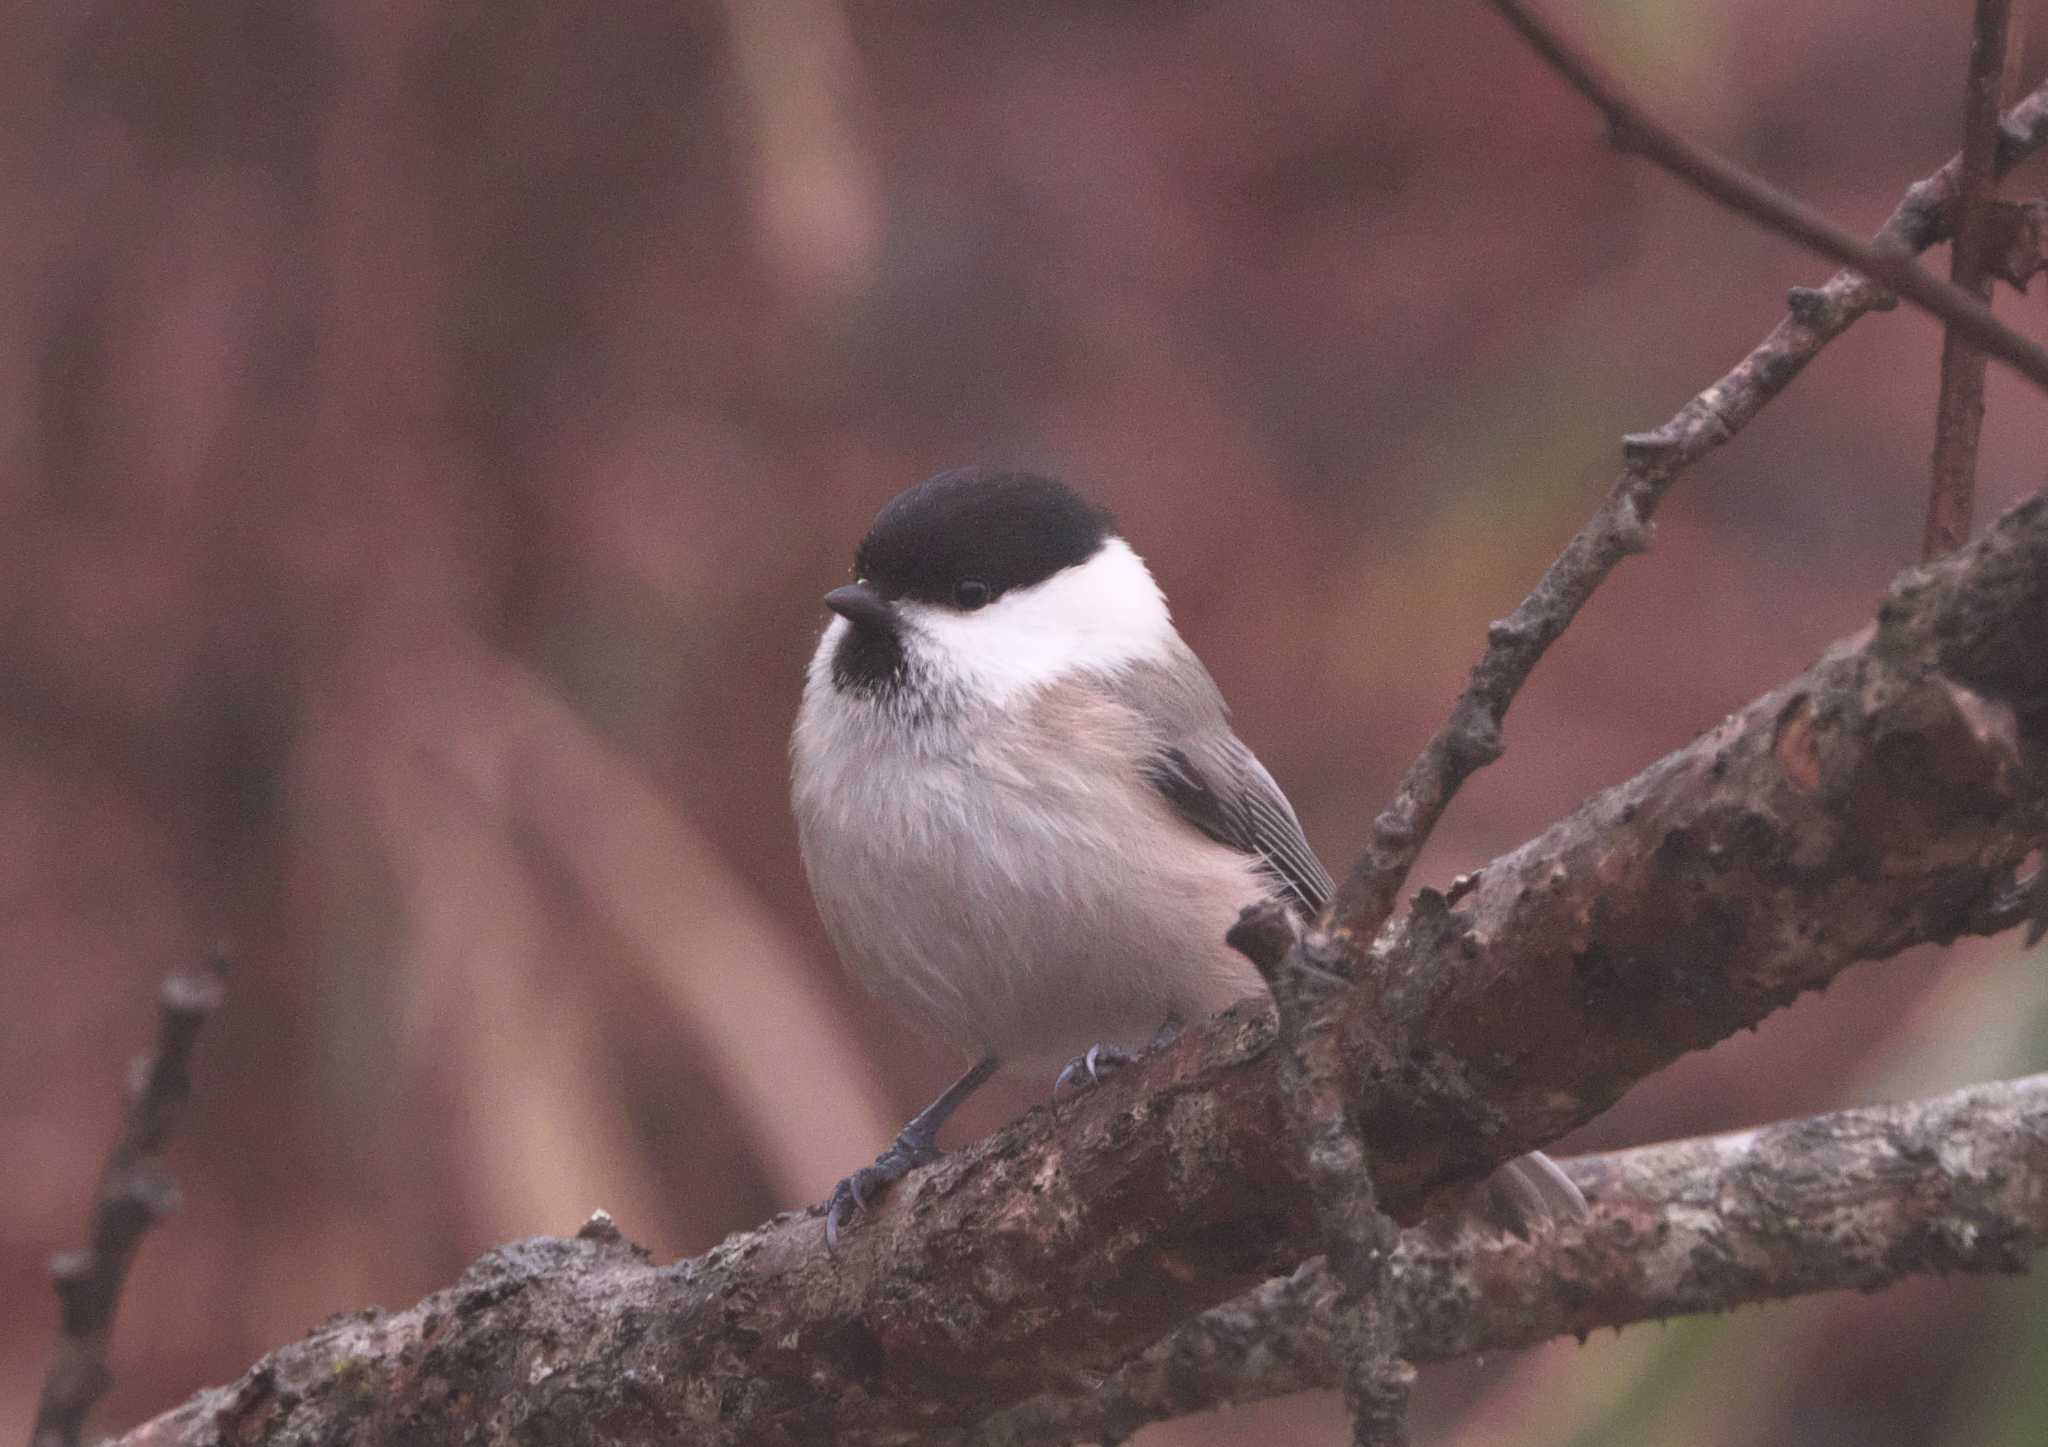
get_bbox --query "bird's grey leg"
[824,1054,998,1248]
[1052,1013,1185,1094]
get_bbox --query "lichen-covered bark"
[984,1072,2048,1446]
[116,495,2046,1446]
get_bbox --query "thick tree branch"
[112,492,2048,1447]
[1326,69,2048,947]
[33,963,225,1447]
[1926,0,2017,560]
[982,1071,2048,1445]
[1347,490,2047,1199]
[1482,0,2048,391]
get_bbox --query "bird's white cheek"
[896,555,1176,708]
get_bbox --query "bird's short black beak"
[824,582,893,631]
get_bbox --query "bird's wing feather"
[1114,651,1333,917]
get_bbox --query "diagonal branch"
[1926,0,2018,560]
[110,491,2048,1447]
[33,963,226,1447]
[1326,69,2048,948]
[1483,0,2048,391]
[981,1071,2048,1445]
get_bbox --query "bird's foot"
[1052,1017,1185,1096]
[823,1135,941,1248]
[1053,1042,1136,1095]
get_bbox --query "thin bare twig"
[980,1072,2048,1445]
[32,963,226,1447]
[1232,905,1411,1446]
[1927,0,2018,560]
[1323,72,2048,949]
[1483,0,2048,391]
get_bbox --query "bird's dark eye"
[954,579,991,610]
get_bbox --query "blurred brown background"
[5,2,2048,1443]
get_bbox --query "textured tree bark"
[108,492,2047,1446]
[1334,488,2048,1215]
[981,1070,2048,1445]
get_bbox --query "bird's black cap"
[852,468,1114,609]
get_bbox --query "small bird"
[792,468,1584,1242]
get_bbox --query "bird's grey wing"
[1148,736,1334,916]
[1119,654,1335,917]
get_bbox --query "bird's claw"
[1053,1042,1135,1095]
[822,1136,940,1248]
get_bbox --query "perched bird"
[792,468,1583,1241]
